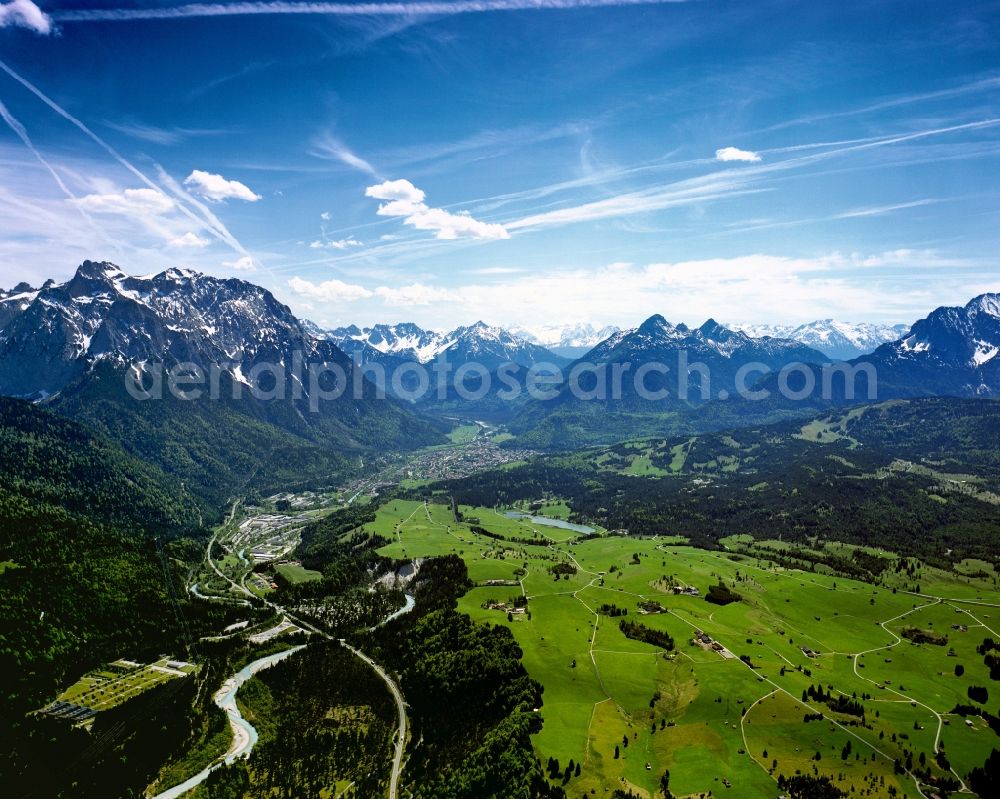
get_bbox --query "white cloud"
[0,0,52,34]
[288,276,373,302]
[374,282,456,306]
[224,255,256,271]
[74,187,175,215]
[833,199,938,219]
[285,277,456,307]
[184,170,261,202]
[104,120,224,145]
[365,178,426,204]
[858,248,978,268]
[404,207,510,240]
[291,251,966,328]
[320,211,331,220]
[308,238,362,250]
[715,146,762,163]
[53,1,699,26]
[55,0,693,27]
[507,172,761,231]
[375,198,428,217]
[364,178,509,240]
[168,232,211,248]
[475,266,524,275]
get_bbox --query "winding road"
[191,513,410,798]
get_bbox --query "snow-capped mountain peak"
[321,321,451,363]
[967,293,1000,319]
[0,261,326,398]
[885,292,1000,371]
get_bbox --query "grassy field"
[372,500,1000,798]
[446,424,481,445]
[274,562,323,584]
[44,658,197,716]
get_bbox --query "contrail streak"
[0,97,122,252]
[0,59,255,263]
[155,165,268,273]
[51,0,693,24]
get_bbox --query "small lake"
[504,511,595,534]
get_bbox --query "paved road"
[341,641,408,799]
[197,523,408,799]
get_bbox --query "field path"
[666,607,936,799]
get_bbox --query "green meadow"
[274,562,323,584]
[372,500,1000,798]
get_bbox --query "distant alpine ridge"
[310,320,566,370]
[311,318,908,364]
[733,319,909,360]
[511,323,623,358]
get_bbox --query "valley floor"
[371,498,1000,798]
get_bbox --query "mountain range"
[510,323,624,357]
[311,318,909,365]
[2,263,999,457]
[0,261,445,509]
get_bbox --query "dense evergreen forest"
[50,361,363,514]
[424,399,1000,561]
[0,397,245,798]
[189,641,397,799]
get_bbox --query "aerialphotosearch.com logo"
[124,351,878,410]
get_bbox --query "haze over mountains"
[732,320,910,360]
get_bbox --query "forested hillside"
[425,399,1000,560]
[0,397,218,795]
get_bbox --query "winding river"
[153,589,417,798]
[151,645,306,799]
[374,593,416,629]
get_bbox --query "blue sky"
[1,0,998,331]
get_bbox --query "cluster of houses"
[483,599,527,615]
[672,585,700,597]
[692,629,725,653]
[231,512,311,563]
[249,571,279,591]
